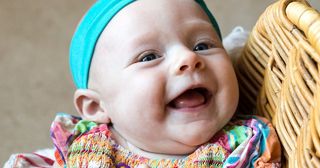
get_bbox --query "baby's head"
[71,0,239,155]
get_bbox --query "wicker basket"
[236,0,320,167]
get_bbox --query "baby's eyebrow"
[182,20,217,35]
[126,31,160,49]
[121,31,160,65]
[179,20,220,45]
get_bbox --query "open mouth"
[168,87,212,109]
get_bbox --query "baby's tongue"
[172,89,205,108]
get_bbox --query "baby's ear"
[74,89,111,123]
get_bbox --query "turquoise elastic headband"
[70,0,222,89]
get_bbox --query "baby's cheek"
[216,66,238,115]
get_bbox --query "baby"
[49,0,281,167]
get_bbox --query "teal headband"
[70,0,222,89]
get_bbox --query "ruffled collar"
[50,113,281,168]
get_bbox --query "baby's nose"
[172,50,205,75]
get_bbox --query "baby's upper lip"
[166,83,213,106]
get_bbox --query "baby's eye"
[193,43,211,51]
[139,53,161,62]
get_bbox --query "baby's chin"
[162,107,235,154]
[160,124,220,155]
[178,129,218,147]
[150,136,214,156]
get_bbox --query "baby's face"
[89,0,238,155]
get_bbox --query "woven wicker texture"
[236,0,320,167]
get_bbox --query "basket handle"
[286,1,320,54]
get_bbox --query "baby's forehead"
[98,0,216,46]
[116,0,208,23]
[70,0,221,89]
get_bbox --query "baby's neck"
[110,126,187,159]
